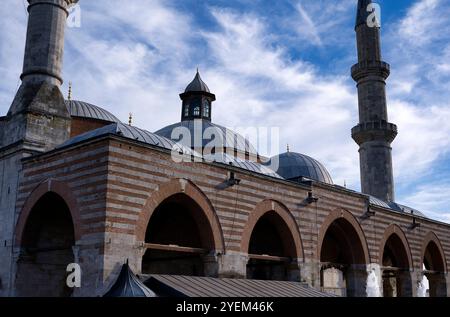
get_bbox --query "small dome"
[65,100,120,123]
[271,152,333,184]
[184,71,210,93]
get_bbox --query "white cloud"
[203,9,316,90]
[380,0,450,218]
[295,3,323,46]
[200,8,359,187]
[61,0,198,128]
[383,0,450,191]
[400,183,450,223]
[387,0,450,102]
[0,1,27,111]
[0,0,449,219]
[398,0,444,46]
[390,101,450,182]
[290,0,355,49]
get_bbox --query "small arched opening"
[246,211,299,281]
[319,217,368,297]
[15,192,76,297]
[141,193,218,277]
[381,233,413,297]
[421,235,447,297]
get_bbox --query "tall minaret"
[351,0,398,202]
[2,0,78,150]
[0,0,77,296]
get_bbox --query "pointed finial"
[68,82,72,100]
[128,113,133,126]
[287,144,290,152]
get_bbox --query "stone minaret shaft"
[351,0,398,202]
[3,0,78,150]
[21,0,75,86]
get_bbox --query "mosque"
[0,0,449,297]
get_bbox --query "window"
[203,104,210,117]
[203,106,209,117]
[184,105,189,117]
[194,107,200,116]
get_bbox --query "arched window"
[193,106,200,116]
[202,100,210,118]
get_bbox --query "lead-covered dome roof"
[65,100,120,123]
[271,151,333,184]
[155,119,258,155]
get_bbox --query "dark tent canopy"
[104,261,156,297]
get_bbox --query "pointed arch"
[240,199,304,260]
[421,231,447,272]
[15,179,82,245]
[378,224,413,269]
[136,178,224,252]
[14,179,80,297]
[317,208,370,264]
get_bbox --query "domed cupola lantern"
[180,70,216,122]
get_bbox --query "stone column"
[425,273,448,297]
[217,251,248,279]
[286,260,301,282]
[399,271,414,297]
[446,273,450,297]
[298,261,321,289]
[366,263,383,297]
[203,252,219,277]
[347,264,368,297]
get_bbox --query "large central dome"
[155,119,258,156]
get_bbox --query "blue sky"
[1,0,450,222]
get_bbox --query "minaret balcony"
[351,61,390,81]
[351,121,398,145]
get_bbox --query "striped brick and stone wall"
[14,138,109,296]
[11,134,450,296]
